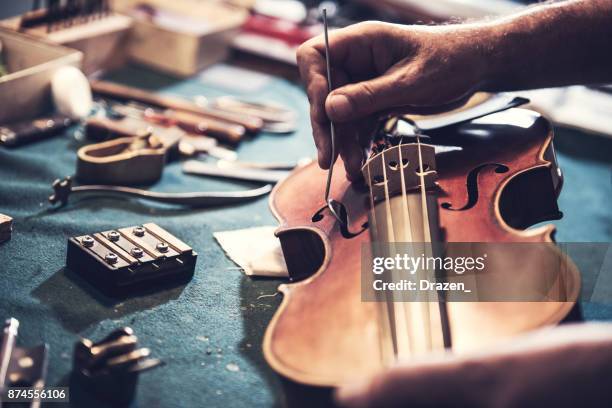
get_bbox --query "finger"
[298,41,332,167]
[299,35,358,168]
[337,124,365,182]
[325,73,405,123]
[356,115,379,148]
[308,77,332,167]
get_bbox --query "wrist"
[461,23,508,93]
[475,20,530,92]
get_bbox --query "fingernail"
[328,94,352,121]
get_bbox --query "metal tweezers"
[49,176,272,207]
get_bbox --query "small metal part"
[0,318,48,401]
[66,224,197,296]
[183,160,289,183]
[131,247,144,258]
[72,327,162,405]
[105,252,118,265]
[81,236,94,247]
[49,176,272,208]
[107,231,120,242]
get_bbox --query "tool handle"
[85,116,142,140]
[0,115,72,147]
[91,80,263,133]
[166,110,245,145]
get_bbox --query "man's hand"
[335,323,612,408]
[297,1,612,181]
[297,21,487,180]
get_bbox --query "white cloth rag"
[214,226,289,278]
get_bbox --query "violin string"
[415,133,433,350]
[380,150,401,358]
[381,151,396,242]
[397,139,413,242]
[367,161,394,364]
[397,139,414,355]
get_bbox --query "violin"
[263,106,581,387]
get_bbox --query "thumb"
[326,76,401,123]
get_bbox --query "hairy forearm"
[478,0,612,91]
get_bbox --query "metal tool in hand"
[49,176,272,208]
[319,16,528,232]
[322,9,353,232]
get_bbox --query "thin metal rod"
[322,8,336,205]
[0,318,19,390]
[48,176,272,207]
[69,184,273,205]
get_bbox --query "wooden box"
[0,28,82,124]
[1,13,132,75]
[112,0,248,77]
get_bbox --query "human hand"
[297,21,489,180]
[335,323,612,408]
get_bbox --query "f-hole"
[441,163,509,211]
[312,204,368,239]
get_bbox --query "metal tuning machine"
[66,223,197,296]
[0,318,48,406]
[72,327,161,405]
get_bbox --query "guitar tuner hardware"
[66,223,197,296]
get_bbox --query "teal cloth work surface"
[0,63,611,407]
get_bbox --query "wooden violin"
[263,106,581,387]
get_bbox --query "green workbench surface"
[0,64,610,408]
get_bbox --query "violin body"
[264,108,580,386]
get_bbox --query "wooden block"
[112,0,247,77]
[2,13,132,75]
[0,213,13,243]
[0,28,82,124]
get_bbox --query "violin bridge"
[363,143,438,204]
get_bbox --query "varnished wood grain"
[264,108,580,386]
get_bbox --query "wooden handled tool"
[109,103,246,145]
[163,110,245,145]
[90,80,263,133]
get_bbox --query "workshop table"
[0,63,611,408]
